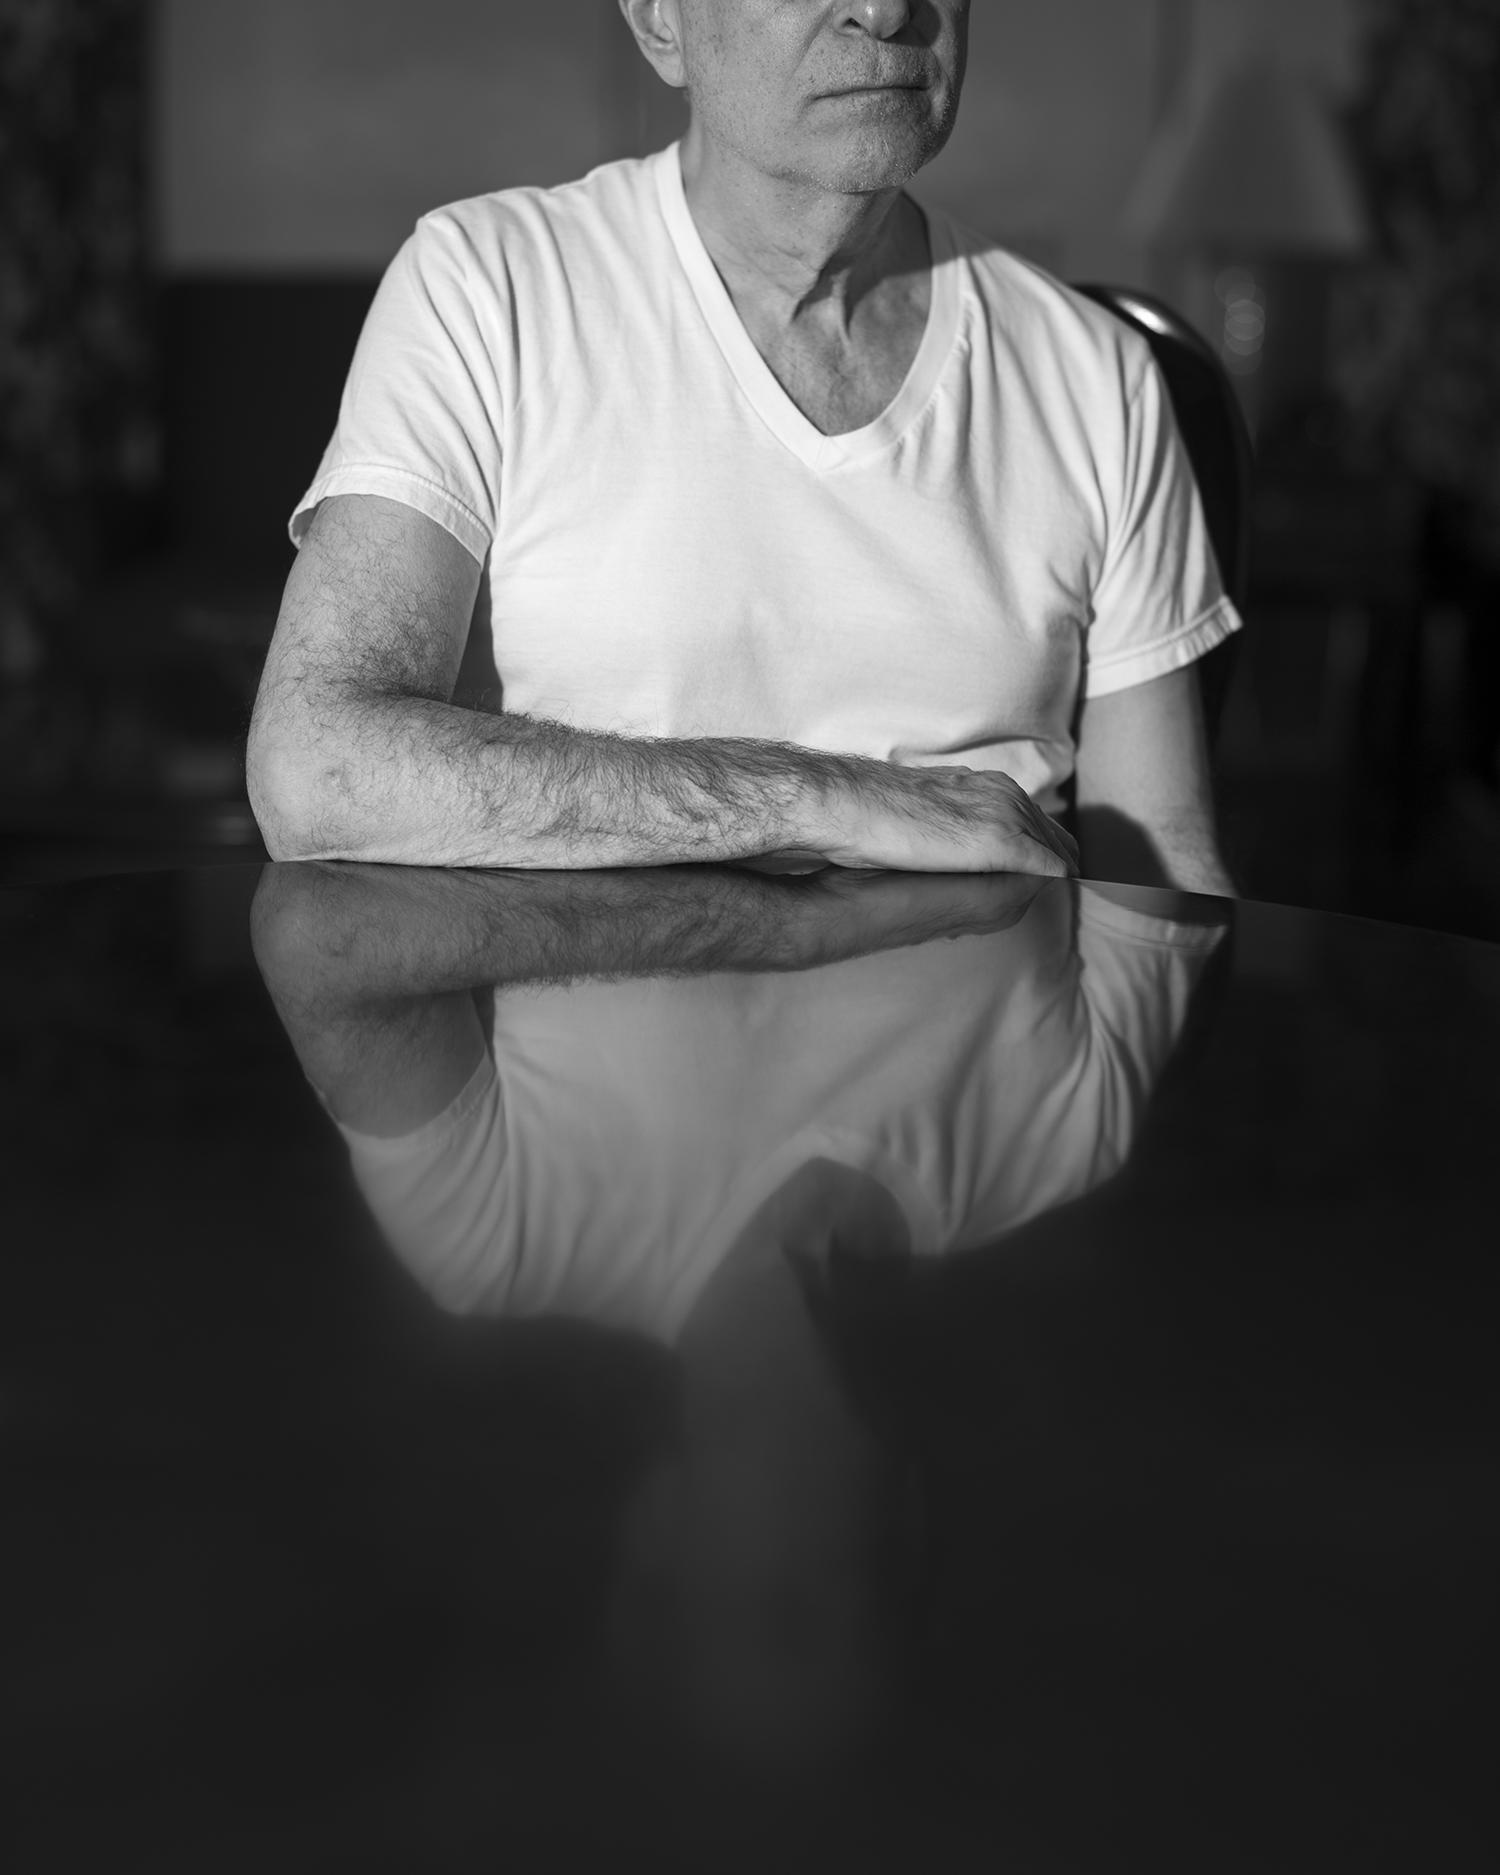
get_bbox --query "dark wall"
[1,0,156,622]
[162,276,378,585]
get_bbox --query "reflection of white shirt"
[292,143,1239,816]
[342,886,1223,1344]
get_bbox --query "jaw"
[687,76,958,202]
[778,86,961,195]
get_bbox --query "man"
[247,1,1239,890]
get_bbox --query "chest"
[755,323,922,435]
[741,277,931,436]
[487,285,1105,727]
[489,334,1101,677]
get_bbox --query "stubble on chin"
[805,103,958,197]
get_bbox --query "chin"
[806,110,955,195]
[818,144,934,196]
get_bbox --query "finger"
[983,868,1052,927]
[1035,843,1075,879]
[960,868,1052,922]
[736,849,832,875]
[1020,825,1080,873]
[1024,807,1079,874]
[1050,820,1082,873]
[967,837,1069,880]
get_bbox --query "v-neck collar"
[653,140,960,475]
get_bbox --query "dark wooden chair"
[1074,283,1255,743]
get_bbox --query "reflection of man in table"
[255,863,1226,1773]
[246,2,1238,891]
[253,866,1224,1332]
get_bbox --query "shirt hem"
[336,1048,498,1157]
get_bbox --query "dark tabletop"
[3,862,1497,1874]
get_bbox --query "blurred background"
[1,0,1497,940]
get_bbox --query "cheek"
[703,66,786,152]
[687,11,790,120]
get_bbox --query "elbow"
[246,704,358,862]
[246,722,319,861]
[249,860,324,987]
[249,857,366,1019]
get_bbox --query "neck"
[677,123,926,338]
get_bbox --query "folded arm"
[246,494,1077,878]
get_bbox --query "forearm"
[249,682,851,870]
[1150,818,1236,898]
[249,683,1079,880]
[257,861,800,1002]
[252,858,1033,1022]
[1073,667,1237,899]
[1076,801,1236,898]
[253,862,804,1112]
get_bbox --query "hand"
[735,849,834,876]
[808,762,1080,877]
[807,863,1052,950]
[725,862,1054,978]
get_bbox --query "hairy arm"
[1073,665,1236,897]
[246,495,1077,877]
[251,860,1049,1132]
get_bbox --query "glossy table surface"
[4,862,1498,1873]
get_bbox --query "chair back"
[1073,284,1254,740]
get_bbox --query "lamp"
[1124,61,1373,438]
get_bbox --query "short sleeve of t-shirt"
[288,214,503,564]
[1084,348,1240,699]
[337,1047,517,1314]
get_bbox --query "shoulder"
[933,206,1155,404]
[407,150,666,292]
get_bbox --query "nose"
[842,0,913,36]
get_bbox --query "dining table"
[3,858,1496,1873]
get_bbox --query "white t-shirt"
[341,886,1224,1345]
[292,144,1240,815]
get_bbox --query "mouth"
[822,82,927,97]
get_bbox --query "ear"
[617,0,689,90]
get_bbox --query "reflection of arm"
[251,861,1048,1135]
[1075,882,1230,1102]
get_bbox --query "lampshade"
[1124,62,1373,257]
